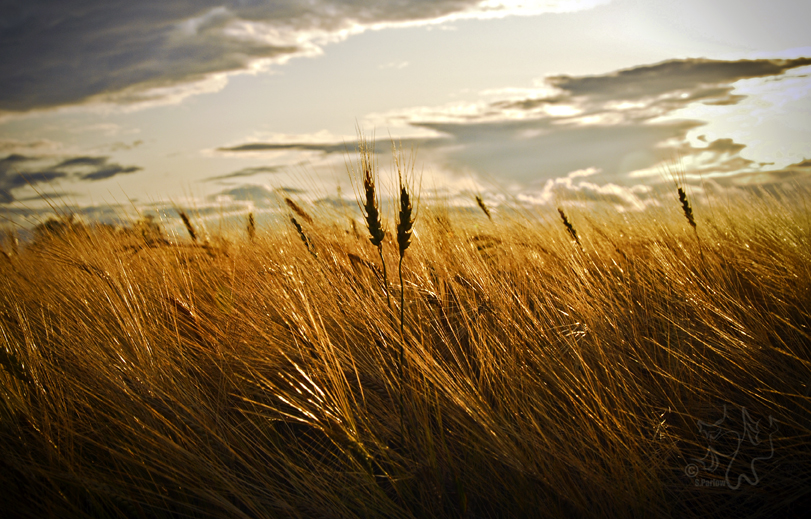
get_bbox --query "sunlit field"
[2,150,810,518]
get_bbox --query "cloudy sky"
[1,0,810,226]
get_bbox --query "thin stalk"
[379,245,391,311]
[398,253,405,437]
[394,142,416,439]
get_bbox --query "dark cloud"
[708,159,811,188]
[55,156,108,168]
[52,155,142,181]
[491,58,811,126]
[218,136,446,158]
[79,163,141,181]
[210,184,280,205]
[212,57,810,194]
[0,154,66,203]
[491,96,566,111]
[396,57,811,187]
[547,58,811,102]
[413,118,702,183]
[218,142,350,154]
[702,138,746,155]
[0,153,141,203]
[0,0,505,112]
[205,165,283,181]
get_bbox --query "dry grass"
[1,182,810,518]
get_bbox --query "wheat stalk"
[356,136,391,311]
[394,143,417,437]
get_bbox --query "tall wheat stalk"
[394,143,416,436]
[356,137,391,311]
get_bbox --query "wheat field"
[1,161,810,517]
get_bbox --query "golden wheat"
[0,184,808,519]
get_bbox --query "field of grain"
[1,154,810,517]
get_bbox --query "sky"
[1,0,810,229]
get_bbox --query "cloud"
[218,142,349,154]
[52,155,143,181]
[0,153,142,203]
[205,165,284,181]
[209,184,280,205]
[78,163,142,181]
[546,58,811,102]
[208,56,810,206]
[106,140,144,152]
[701,158,811,188]
[0,138,61,153]
[367,57,811,189]
[1,154,65,203]
[0,0,606,113]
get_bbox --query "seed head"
[558,207,581,247]
[397,184,414,257]
[678,187,696,229]
[291,217,316,257]
[285,198,313,225]
[363,164,386,247]
[247,212,256,241]
[178,211,197,242]
[475,195,492,220]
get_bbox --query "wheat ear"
[678,187,696,230]
[246,213,256,241]
[358,138,391,311]
[558,207,581,248]
[291,217,316,258]
[475,195,492,220]
[178,211,197,242]
[285,198,313,225]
